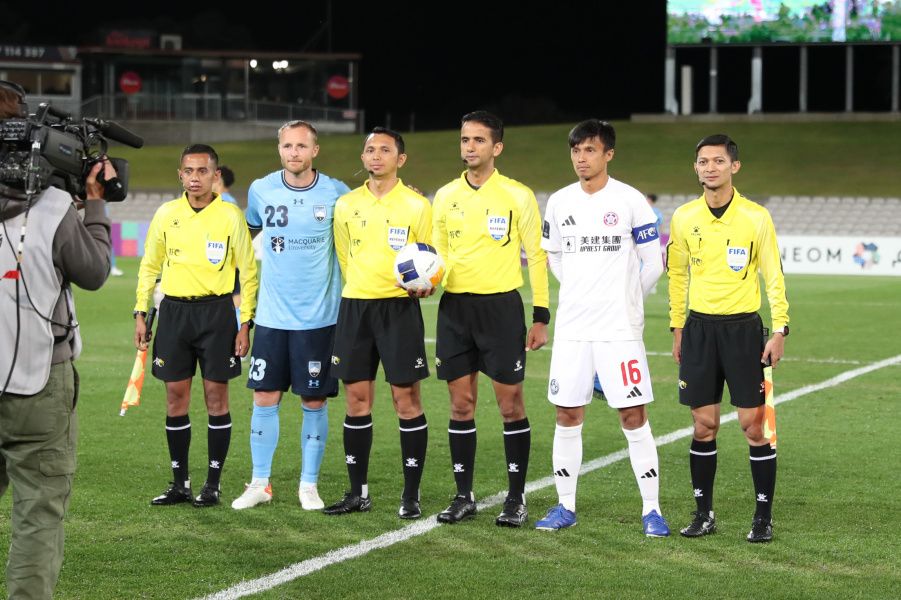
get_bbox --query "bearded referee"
[668,134,789,542]
[432,111,549,527]
[135,144,258,507]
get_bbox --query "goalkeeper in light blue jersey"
[232,120,351,511]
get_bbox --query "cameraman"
[0,83,114,600]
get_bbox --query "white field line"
[422,338,864,365]
[199,353,901,600]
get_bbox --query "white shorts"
[547,339,654,409]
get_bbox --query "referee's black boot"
[680,510,717,537]
[437,494,477,524]
[495,497,528,528]
[192,482,221,507]
[747,515,773,543]
[398,497,422,520]
[150,482,193,506]
[323,492,372,515]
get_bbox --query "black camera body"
[0,101,143,202]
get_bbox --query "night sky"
[2,1,668,129]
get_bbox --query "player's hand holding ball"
[394,243,445,298]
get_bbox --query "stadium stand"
[107,191,901,258]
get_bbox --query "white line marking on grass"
[422,343,864,365]
[644,350,864,366]
[199,354,901,600]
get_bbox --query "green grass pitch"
[116,120,901,198]
[1,260,898,599]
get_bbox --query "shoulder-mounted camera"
[0,80,143,202]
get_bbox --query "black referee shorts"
[678,311,765,409]
[331,297,429,384]
[436,290,527,385]
[152,294,241,383]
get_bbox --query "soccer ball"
[394,243,445,292]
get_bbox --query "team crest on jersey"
[206,241,226,264]
[313,205,326,222]
[387,226,409,251]
[603,212,619,226]
[271,236,285,254]
[487,215,508,241]
[308,361,321,377]
[726,246,749,272]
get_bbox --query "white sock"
[361,483,369,499]
[553,423,583,512]
[623,421,660,515]
[250,477,269,488]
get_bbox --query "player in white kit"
[534,119,670,536]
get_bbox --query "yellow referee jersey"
[432,170,549,309]
[334,180,431,299]
[135,193,258,323]
[667,189,789,330]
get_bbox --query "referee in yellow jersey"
[432,111,549,527]
[134,144,258,508]
[668,134,788,543]
[324,128,432,519]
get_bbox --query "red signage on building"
[327,75,350,100]
[104,30,154,50]
[119,71,143,95]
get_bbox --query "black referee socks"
[206,412,232,488]
[749,444,777,520]
[689,438,717,513]
[503,418,531,501]
[448,419,477,497]
[344,414,373,497]
[165,415,191,488]
[399,414,428,501]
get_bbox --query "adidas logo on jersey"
[562,215,577,226]
[626,386,643,399]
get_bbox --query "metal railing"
[80,94,362,129]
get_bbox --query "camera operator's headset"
[0,79,79,399]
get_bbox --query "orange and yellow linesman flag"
[762,365,777,448]
[120,307,157,416]
[120,349,147,416]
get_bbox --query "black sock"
[399,414,428,501]
[749,444,777,520]
[448,419,476,497]
[165,415,191,488]
[690,439,717,514]
[206,413,232,488]
[503,418,530,502]
[344,414,373,497]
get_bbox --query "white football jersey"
[542,177,659,341]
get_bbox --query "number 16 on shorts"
[548,339,655,409]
